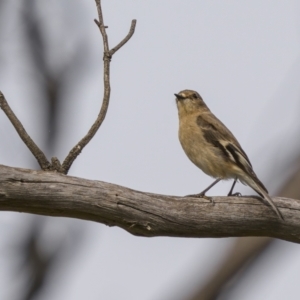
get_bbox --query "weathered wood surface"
[0,164,299,243]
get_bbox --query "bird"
[174,89,283,220]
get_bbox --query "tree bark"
[0,164,299,243]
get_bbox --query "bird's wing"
[196,113,268,193]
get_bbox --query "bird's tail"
[241,175,283,220]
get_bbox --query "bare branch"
[0,164,299,243]
[109,20,137,56]
[61,0,136,174]
[0,92,51,170]
[94,0,109,53]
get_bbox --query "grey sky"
[1,1,300,299]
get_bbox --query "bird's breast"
[178,116,234,179]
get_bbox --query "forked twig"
[109,20,137,56]
[61,0,136,174]
[0,1,136,174]
[0,92,51,170]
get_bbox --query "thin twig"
[61,0,136,174]
[109,20,137,56]
[0,92,51,170]
[94,0,109,53]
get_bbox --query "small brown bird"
[175,89,283,220]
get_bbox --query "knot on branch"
[49,157,63,173]
[103,51,112,61]
[124,220,153,235]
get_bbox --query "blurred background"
[0,0,300,299]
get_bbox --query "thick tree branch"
[0,164,299,243]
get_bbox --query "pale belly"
[179,121,237,179]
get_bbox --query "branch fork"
[0,0,136,174]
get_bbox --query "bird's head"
[175,90,208,116]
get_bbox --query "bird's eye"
[192,93,197,99]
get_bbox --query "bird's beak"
[174,93,185,100]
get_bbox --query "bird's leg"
[227,178,242,196]
[186,178,221,204]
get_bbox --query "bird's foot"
[228,192,242,197]
[185,193,215,205]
